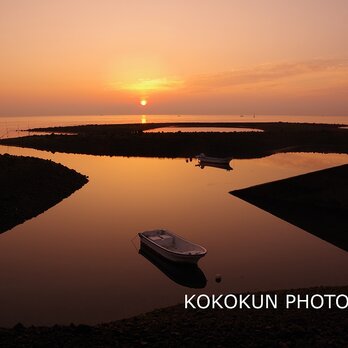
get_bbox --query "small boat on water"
[196,153,232,165]
[138,229,207,264]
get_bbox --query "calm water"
[144,126,263,133]
[0,144,348,326]
[0,115,348,327]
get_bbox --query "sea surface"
[0,114,347,327]
[144,126,263,133]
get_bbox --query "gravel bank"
[0,286,347,347]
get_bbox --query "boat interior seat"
[149,236,162,241]
[160,234,172,240]
[155,235,174,247]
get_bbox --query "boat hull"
[139,230,207,264]
[138,232,206,264]
[196,154,232,165]
[197,161,232,171]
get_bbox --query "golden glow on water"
[144,127,263,133]
[141,115,147,124]
[0,141,347,326]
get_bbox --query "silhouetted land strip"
[0,286,347,347]
[0,154,88,233]
[1,122,347,158]
[231,164,348,252]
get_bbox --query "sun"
[140,99,147,106]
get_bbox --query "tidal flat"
[1,122,347,158]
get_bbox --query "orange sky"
[1,0,348,116]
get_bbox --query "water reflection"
[139,244,207,289]
[0,144,348,327]
[145,126,263,133]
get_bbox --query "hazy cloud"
[115,78,184,93]
[185,59,348,92]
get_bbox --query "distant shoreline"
[1,121,347,159]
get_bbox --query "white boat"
[196,153,232,164]
[138,229,207,264]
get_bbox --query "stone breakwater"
[231,164,348,252]
[0,154,88,233]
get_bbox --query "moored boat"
[196,161,232,171]
[196,153,232,165]
[138,229,207,264]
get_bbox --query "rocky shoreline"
[231,164,348,252]
[0,286,347,347]
[0,154,88,233]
